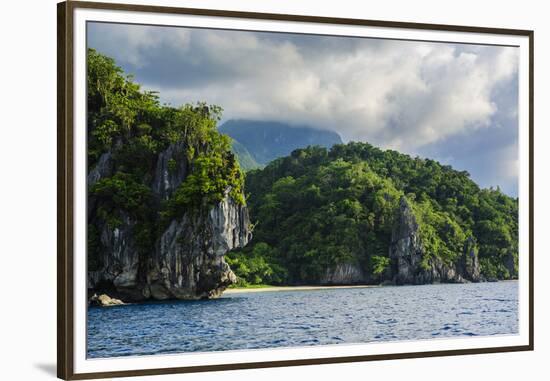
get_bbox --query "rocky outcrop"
[457,236,481,282]
[147,194,251,300]
[88,211,142,300]
[388,197,425,284]
[503,251,518,279]
[90,293,125,307]
[321,263,365,285]
[388,196,481,285]
[88,143,252,302]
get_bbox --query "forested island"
[86,49,518,305]
[227,144,518,287]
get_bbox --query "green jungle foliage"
[227,143,518,285]
[87,49,244,267]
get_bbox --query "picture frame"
[57,1,534,379]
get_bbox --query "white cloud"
[88,23,519,194]
[112,28,517,152]
[89,23,190,67]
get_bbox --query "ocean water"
[87,281,518,358]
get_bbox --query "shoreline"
[223,279,519,295]
[88,280,520,306]
[88,280,518,306]
[224,284,379,294]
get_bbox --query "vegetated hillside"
[227,143,518,286]
[219,119,343,166]
[230,139,262,171]
[86,48,251,302]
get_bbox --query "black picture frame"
[57,1,534,379]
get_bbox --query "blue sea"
[87,281,518,358]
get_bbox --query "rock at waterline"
[90,294,125,307]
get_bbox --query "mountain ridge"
[219,119,343,168]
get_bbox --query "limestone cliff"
[297,196,483,287]
[88,142,252,301]
[388,196,481,285]
[148,194,251,300]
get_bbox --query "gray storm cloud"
[88,22,519,195]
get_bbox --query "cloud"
[88,23,191,68]
[88,22,519,195]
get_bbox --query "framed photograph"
[57,1,534,379]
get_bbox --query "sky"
[88,22,519,196]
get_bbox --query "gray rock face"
[503,251,517,279]
[87,151,113,187]
[457,236,481,282]
[389,197,425,285]
[388,196,481,285]
[88,143,252,301]
[147,195,251,300]
[321,263,365,285]
[88,211,142,299]
[152,141,188,200]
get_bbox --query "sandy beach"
[223,284,379,294]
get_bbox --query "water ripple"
[87,282,518,358]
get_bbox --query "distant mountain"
[231,140,261,171]
[219,120,343,167]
